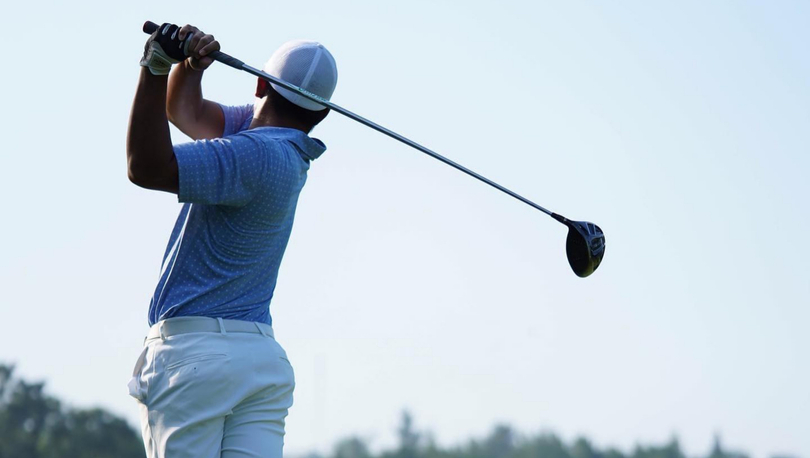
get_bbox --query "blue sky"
[0,1,807,457]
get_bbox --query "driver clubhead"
[564,220,605,277]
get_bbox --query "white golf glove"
[140,23,189,75]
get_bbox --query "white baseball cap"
[262,40,338,111]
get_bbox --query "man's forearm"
[165,59,224,139]
[167,60,205,125]
[126,67,178,193]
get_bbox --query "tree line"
[0,364,788,458]
[309,411,755,458]
[0,364,143,458]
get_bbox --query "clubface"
[565,221,606,278]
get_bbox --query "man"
[126,23,338,458]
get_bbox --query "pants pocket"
[127,346,150,402]
[164,353,228,372]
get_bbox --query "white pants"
[128,317,295,458]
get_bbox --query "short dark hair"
[266,85,330,132]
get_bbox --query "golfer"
[126,23,337,458]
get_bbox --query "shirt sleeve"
[220,104,255,136]
[173,134,269,206]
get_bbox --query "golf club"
[143,21,606,277]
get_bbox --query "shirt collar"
[250,126,327,161]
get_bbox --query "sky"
[1,1,808,457]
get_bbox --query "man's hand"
[141,23,188,76]
[177,25,221,72]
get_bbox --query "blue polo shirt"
[147,104,326,326]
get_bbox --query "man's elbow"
[127,158,179,193]
[165,104,183,128]
[127,161,155,189]
[127,166,140,186]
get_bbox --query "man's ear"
[255,78,269,98]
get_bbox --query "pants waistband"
[146,317,274,341]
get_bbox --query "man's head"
[254,40,338,133]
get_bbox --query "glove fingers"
[155,23,187,61]
[183,32,195,58]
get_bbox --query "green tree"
[382,410,421,458]
[0,364,143,458]
[631,438,685,458]
[514,432,571,458]
[483,425,516,458]
[334,437,372,458]
[708,434,749,458]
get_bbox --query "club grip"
[141,21,245,70]
[143,21,159,34]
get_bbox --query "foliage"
[0,364,143,458]
[0,363,766,458]
[320,411,755,458]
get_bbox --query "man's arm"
[167,26,224,140]
[127,68,178,193]
[127,24,222,193]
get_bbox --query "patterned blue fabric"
[147,104,326,326]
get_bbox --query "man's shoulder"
[215,129,310,176]
[220,103,254,136]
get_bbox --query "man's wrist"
[182,59,206,73]
[141,41,180,76]
[140,66,169,84]
[187,59,204,73]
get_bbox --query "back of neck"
[251,99,309,132]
